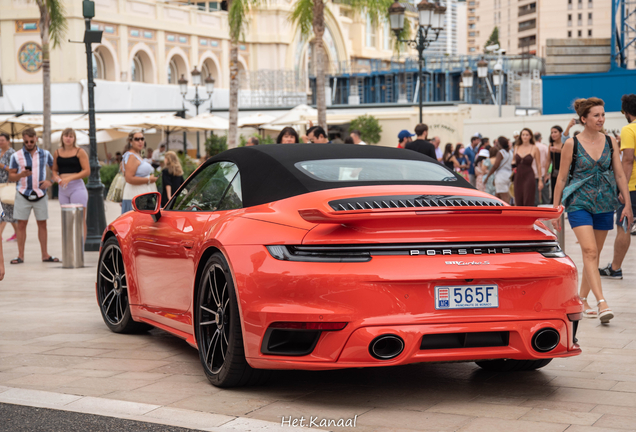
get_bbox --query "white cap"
[513,130,520,137]
[478,149,490,158]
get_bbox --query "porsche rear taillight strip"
[266,241,566,262]
[266,245,371,263]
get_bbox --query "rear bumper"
[247,319,581,370]
[225,245,581,369]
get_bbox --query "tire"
[195,252,269,388]
[475,358,553,372]
[97,237,150,333]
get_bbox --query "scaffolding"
[233,54,546,110]
[309,54,544,109]
[238,69,307,108]
[612,0,636,68]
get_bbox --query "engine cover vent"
[329,195,504,211]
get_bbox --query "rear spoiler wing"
[298,205,564,225]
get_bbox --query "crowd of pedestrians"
[395,95,635,324]
[1,96,635,321]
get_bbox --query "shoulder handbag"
[107,172,126,203]
[0,183,16,205]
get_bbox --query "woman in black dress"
[549,125,564,203]
[161,151,184,206]
[442,143,458,171]
[513,128,543,206]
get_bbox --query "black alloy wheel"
[475,358,553,372]
[195,252,269,387]
[97,237,149,333]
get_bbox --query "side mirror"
[132,192,161,222]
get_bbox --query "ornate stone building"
[0,0,411,112]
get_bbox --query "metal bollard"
[539,204,565,254]
[61,204,84,268]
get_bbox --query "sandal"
[42,256,60,263]
[580,297,598,318]
[10,257,24,264]
[598,299,614,323]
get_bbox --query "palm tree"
[290,0,393,130]
[35,0,68,152]
[227,0,259,149]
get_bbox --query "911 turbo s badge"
[445,261,490,265]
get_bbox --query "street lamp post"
[477,58,489,79]
[461,68,473,103]
[493,61,504,117]
[389,0,446,124]
[82,0,107,252]
[179,67,214,158]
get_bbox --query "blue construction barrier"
[542,68,636,115]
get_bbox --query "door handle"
[181,241,194,249]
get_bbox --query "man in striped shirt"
[7,128,58,264]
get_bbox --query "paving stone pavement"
[1,200,635,432]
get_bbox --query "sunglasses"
[24,140,36,144]
[133,137,145,142]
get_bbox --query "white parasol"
[191,113,230,130]
[266,104,317,126]
[238,113,276,128]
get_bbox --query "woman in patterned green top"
[553,97,633,324]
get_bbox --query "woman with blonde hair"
[52,128,90,237]
[161,151,184,206]
[122,130,157,214]
[553,97,633,323]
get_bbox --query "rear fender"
[192,217,310,353]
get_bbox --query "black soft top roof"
[205,144,472,207]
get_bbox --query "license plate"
[435,285,498,310]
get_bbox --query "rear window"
[295,158,456,182]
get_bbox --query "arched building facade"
[0,0,404,111]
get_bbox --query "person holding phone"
[553,97,633,324]
[7,128,58,264]
[599,94,636,279]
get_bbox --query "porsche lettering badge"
[409,248,511,256]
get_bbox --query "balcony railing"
[519,20,537,31]
[518,6,536,16]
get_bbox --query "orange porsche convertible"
[97,144,582,387]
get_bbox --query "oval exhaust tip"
[369,334,405,360]
[532,328,560,353]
